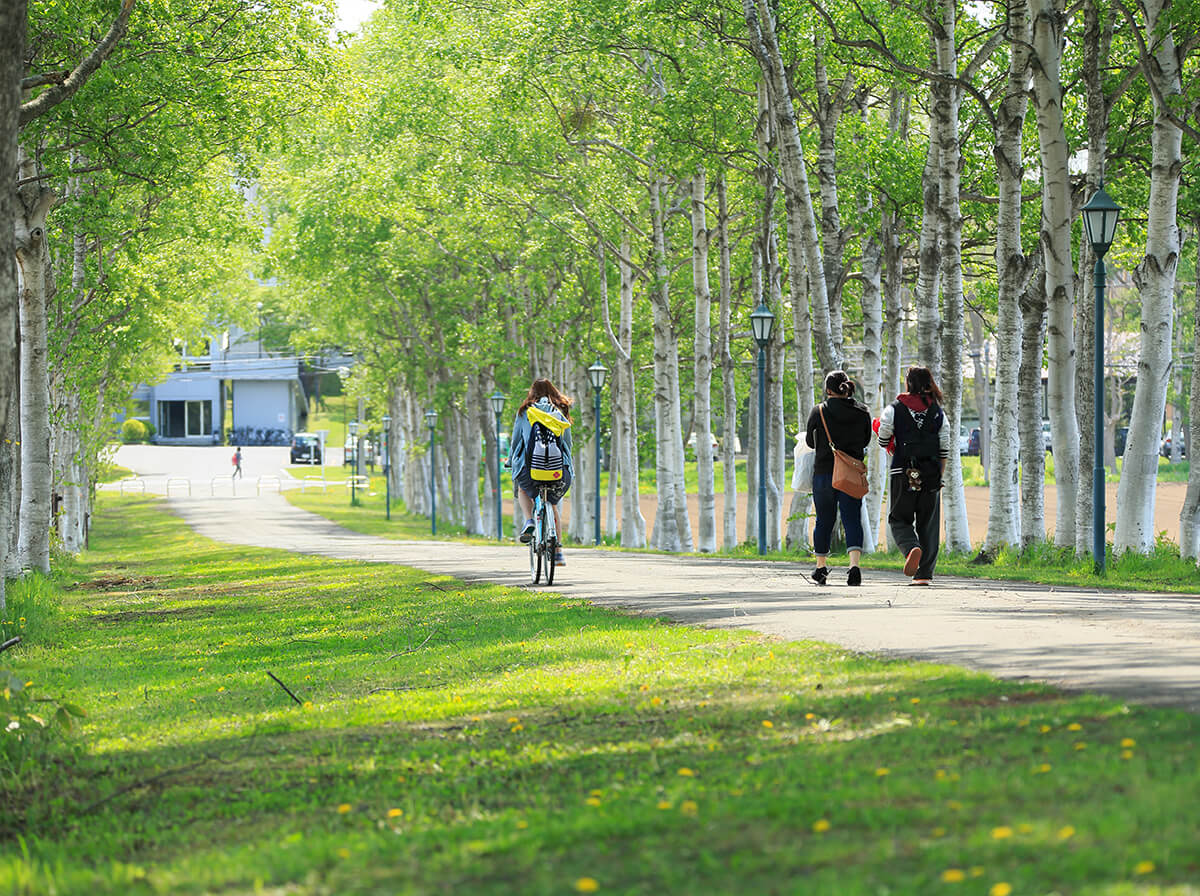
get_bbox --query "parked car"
[1161,434,1187,459]
[687,431,720,461]
[343,437,377,467]
[967,428,981,457]
[289,432,322,464]
[1042,421,1053,454]
[959,426,969,456]
[1115,426,1128,457]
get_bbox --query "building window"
[158,400,212,438]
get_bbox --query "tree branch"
[21,0,136,127]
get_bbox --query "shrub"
[120,418,148,443]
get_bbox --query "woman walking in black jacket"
[805,371,873,586]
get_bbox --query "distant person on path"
[231,446,243,481]
[510,379,573,566]
[805,370,873,586]
[875,367,953,585]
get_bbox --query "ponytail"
[824,370,856,398]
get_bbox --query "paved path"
[165,492,1200,714]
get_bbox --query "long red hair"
[518,378,572,422]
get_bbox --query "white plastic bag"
[792,440,815,493]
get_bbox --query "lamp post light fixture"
[382,414,391,521]
[1081,183,1122,575]
[425,408,438,536]
[348,420,360,506]
[489,391,507,540]
[587,359,609,546]
[750,303,776,555]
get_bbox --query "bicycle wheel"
[544,536,556,585]
[529,531,541,584]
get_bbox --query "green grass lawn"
[2,496,1198,894]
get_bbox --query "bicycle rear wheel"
[529,532,541,584]
[544,536,556,585]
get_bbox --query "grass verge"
[1,495,1198,894]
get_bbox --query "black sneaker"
[847,566,861,586]
[812,567,828,586]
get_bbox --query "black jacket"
[805,397,872,476]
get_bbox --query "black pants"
[887,471,941,579]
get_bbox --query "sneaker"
[903,547,923,577]
[812,566,828,586]
[555,550,565,566]
[910,579,932,586]
[847,566,861,586]
[519,519,535,543]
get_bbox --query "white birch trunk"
[1180,213,1200,560]
[742,4,837,372]
[932,3,971,553]
[915,114,943,373]
[15,146,55,575]
[813,43,852,363]
[1114,0,1182,553]
[784,266,814,551]
[717,173,739,548]
[859,209,884,556]
[1019,263,1048,546]
[649,177,682,552]
[1031,0,1080,547]
[691,171,717,551]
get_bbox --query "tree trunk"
[859,194,884,555]
[15,146,55,575]
[1031,0,1081,547]
[1018,261,1048,547]
[604,234,646,548]
[716,173,739,549]
[813,42,853,363]
[649,177,684,552]
[691,171,716,551]
[742,3,837,371]
[932,2,970,553]
[1115,0,1182,554]
[1180,213,1200,560]
[784,268,815,552]
[915,104,943,374]
[0,0,24,608]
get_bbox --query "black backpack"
[893,401,942,491]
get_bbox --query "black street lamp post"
[1081,183,1122,575]
[382,414,391,521]
[425,409,438,536]
[348,420,359,506]
[489,391,507,540]
[588,360,609,546]
[750,303,776,556]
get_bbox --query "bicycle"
[528,484,558,585]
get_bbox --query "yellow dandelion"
[1120,737,1136,748]
[1134,861,1155,875]
[680,800,699,816]
[970,867,984,878]
[590,789,603,797]
[1057,825,1075,840]
[812,819,831,833]
[625,641,634,647]
[336,803,352,814]
[656,801,672,810]
[933,827,946,837]
[1039,724,1052,733]
[989,884,1012,896]
[875,767,890,777]
[387,808,403,819]
[303,701,314,710]
[1018,823,1033,834]
[639,684,649,692]
[650,696,662,706]
[515,819,529,830]
[935,769,947,780]
[991,826,1013,840]
[1120,749,1133,760]
[1034,763,1052,774]
[507,716,519,724]
[941,869,965,882]
[677,767,695,777]
[947,800,963,811]
[217,686,226,692]
[18,617,25,625]
[337,848,350,859]
[1017,718,1030,726]
[575,877,600,893]
[1067,722,1082,731]
[805,712,815,720]
[911,697,921,704]
[511,724,524,732]
[1074,742,1086,750]
[585,797,602,807]
[762,720,774,729]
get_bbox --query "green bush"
[119,418,148,443]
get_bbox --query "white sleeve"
[877,404,896,449]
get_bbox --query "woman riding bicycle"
[510,378,573,566]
